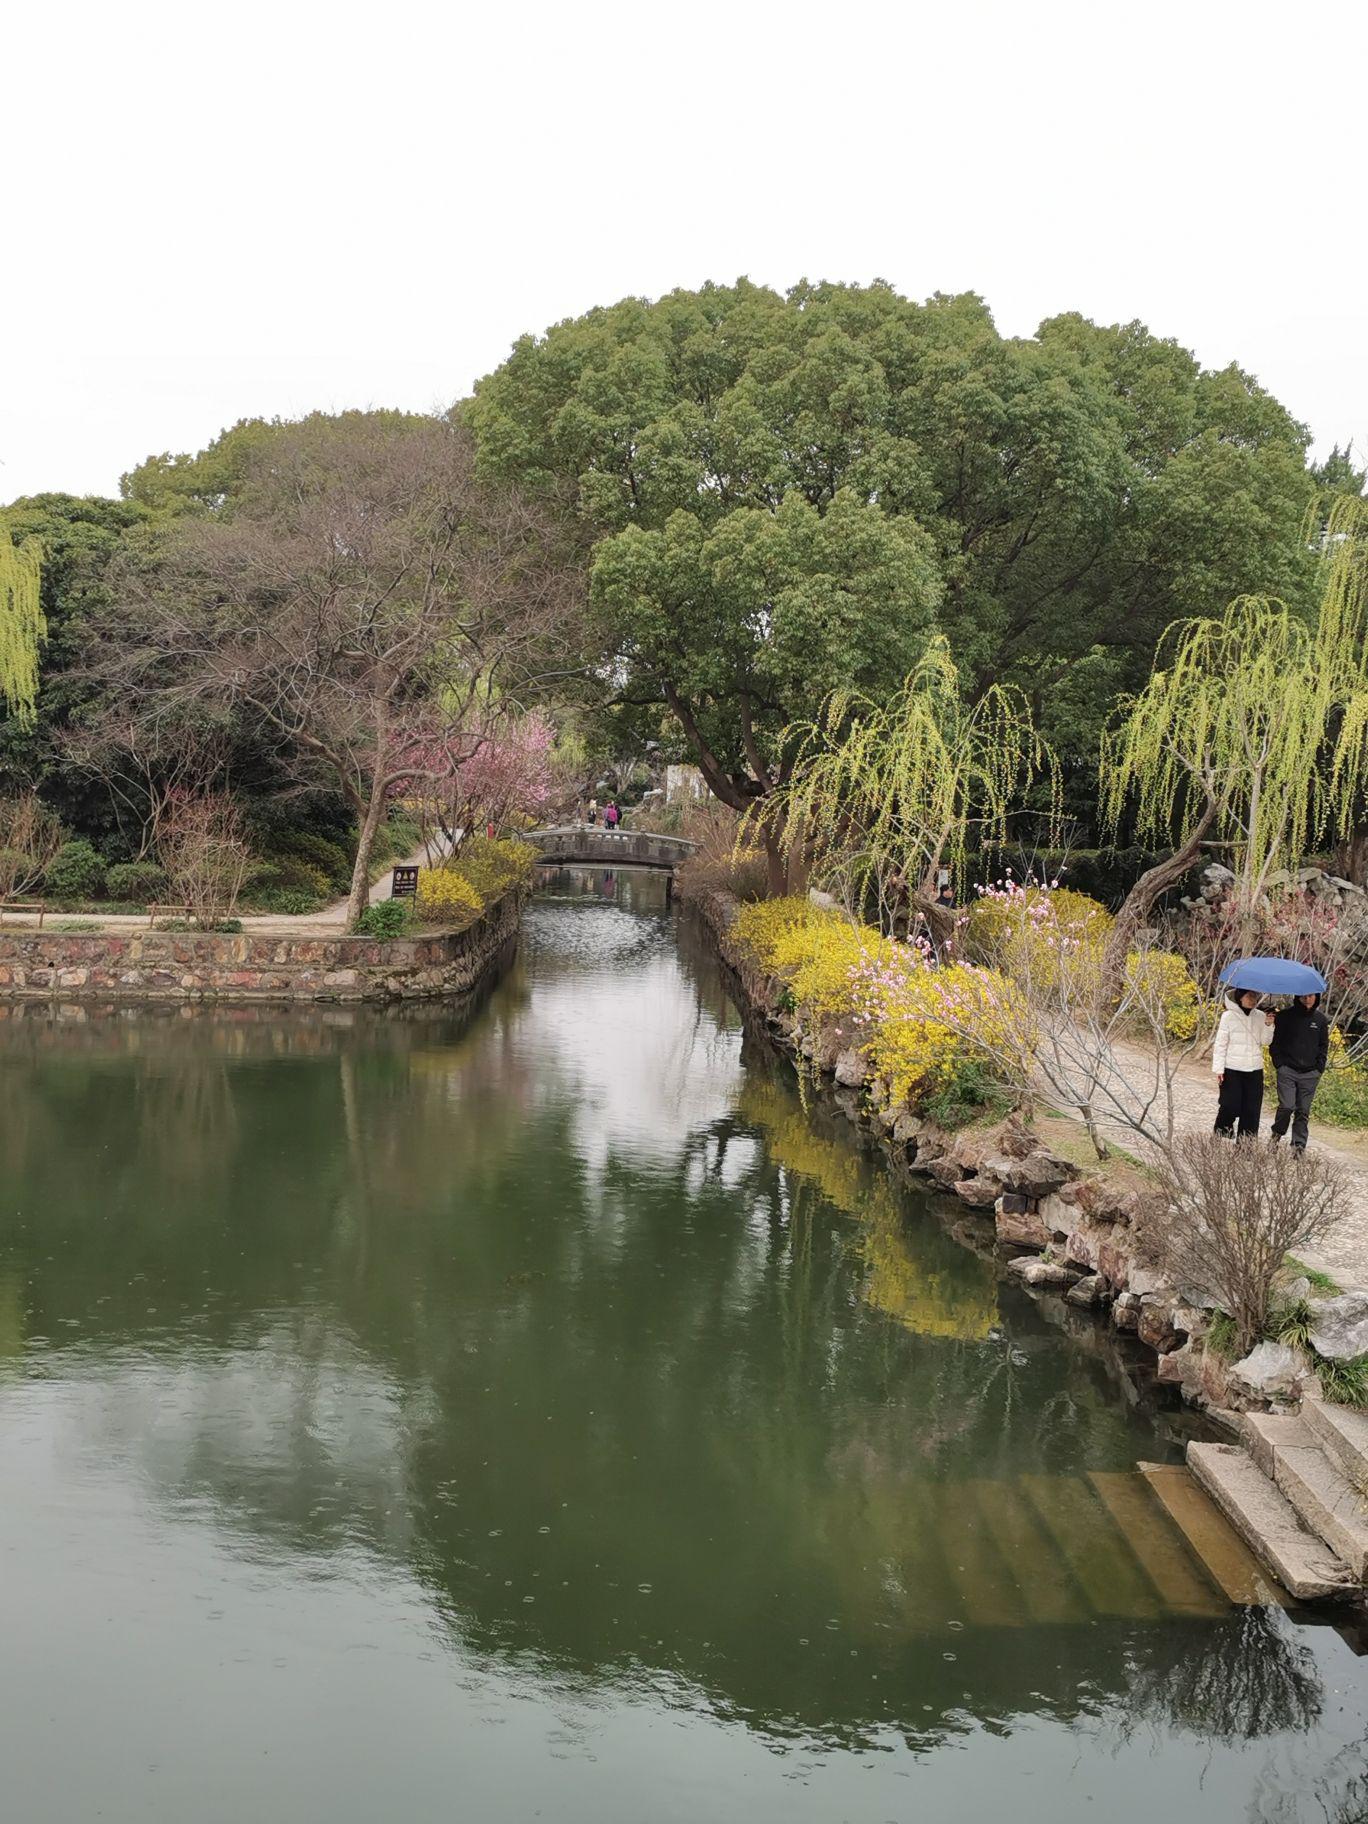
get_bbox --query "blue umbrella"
[1219,956,1328,995]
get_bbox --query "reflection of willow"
[1118,1604,1323,1745]
[1250,1740,1368,1823]
[734,1073,998,1341]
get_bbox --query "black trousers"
[1271,1065,1321,1151]
[1215,1067,1264,1139]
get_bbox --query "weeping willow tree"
[0,531,44,728]
[757,636,1058,928]
[1326,495,1368,871]
[1102,496,1368,946]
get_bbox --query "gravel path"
[1071,1036,1368,1292]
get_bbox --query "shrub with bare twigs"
[1143,1133,1350,1357]
[0,793,67,898]
[156,793,252,925]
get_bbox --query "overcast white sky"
[4,0,1365,504]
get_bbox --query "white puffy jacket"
[1212,1002,1273,1075]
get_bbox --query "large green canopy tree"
[467,283,1317,821]
[588,488,941,883]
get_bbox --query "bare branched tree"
[157,792,252,924]
[0,792,67,898]
[61,713,234,861]
[95,418,579,928]
[931,891,1211,1160]
[1144,1134,1349,1354]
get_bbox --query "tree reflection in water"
[0,882,1361,1797]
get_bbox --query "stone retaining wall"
[0,889,524,1004]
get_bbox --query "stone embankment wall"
[0,890,524,1005]
[692,886,1252,1420]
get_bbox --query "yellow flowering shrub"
[965,884,1111,971]
[858,961,1026,1107]
[1122,948,1203,1040]
[415,868,483,924]
[734,894,1018,1117]
[769,917,908,1018]
[451,835,536,902]
[731,896,832,970]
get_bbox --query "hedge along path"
[1065,1032,1368,1295]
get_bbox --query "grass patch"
[1205,1311,1239,1361]
[1317,1355,1368,1408]
[1286,1255,1341,1294]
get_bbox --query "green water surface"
[0,867,1364,1822]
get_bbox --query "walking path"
[0,846,440,937]
[1068,1035,1368,1292]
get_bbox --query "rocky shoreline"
[691,885,1333,1424]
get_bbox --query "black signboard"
[391,865,420,900]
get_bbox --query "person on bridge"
[604,801,621,831]
[587,799,598,826]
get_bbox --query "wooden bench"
[0,901,47,928]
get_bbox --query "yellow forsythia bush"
[1122,948,1202,1040]
[451,834,536,902]
[734,895,1015,1115]
[731,896,831,968]
[964,884,1111,967]
[415,868,484,924]
[856,960,1027,1107]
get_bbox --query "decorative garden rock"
[1065,1274,1108,1309]
[1229,1340,1308,1401]
[1008,1255,1081,1288]
[994,1199,1049,1250]
[1307,1292,1368,1364]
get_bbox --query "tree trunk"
[1334,822,1368,887]
[762,824,787,898]
[345,777,390,932]
[1101,796,1218,988]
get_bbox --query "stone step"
[1242,1413,1368,1580]
[1087,1472,1227,1617]
[970,1480,1089,1625]
[1139,1461,1282,1606]
[1302,1396,1368,1498]
[1187,1442,1355,1600]
[1020,1474,1162,1618]
[940,1487,1027,1628]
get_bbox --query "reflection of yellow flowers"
[859,1203,998,1341]
[738,1077,998,1341]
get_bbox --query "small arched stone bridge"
[523,827,698,871]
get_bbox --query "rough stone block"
[994,1199,1049,1249]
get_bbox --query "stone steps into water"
[1241,1413,1368,1580]
[1303,1396,1368,1497]
[1138,1461,1283,1606]
[1087,1471,1228,1617]
[970,1480,1089,1625]
[899,1470,1286,1629]
[1187,1442,1355,1600]
[1020,1474,1163,1618]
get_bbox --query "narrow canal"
[1,867,1365,1822]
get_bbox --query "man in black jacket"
[1270,993,1331,1152]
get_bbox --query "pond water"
[1,866,1365,1823]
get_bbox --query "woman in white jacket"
[1212,989,1274,1138]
